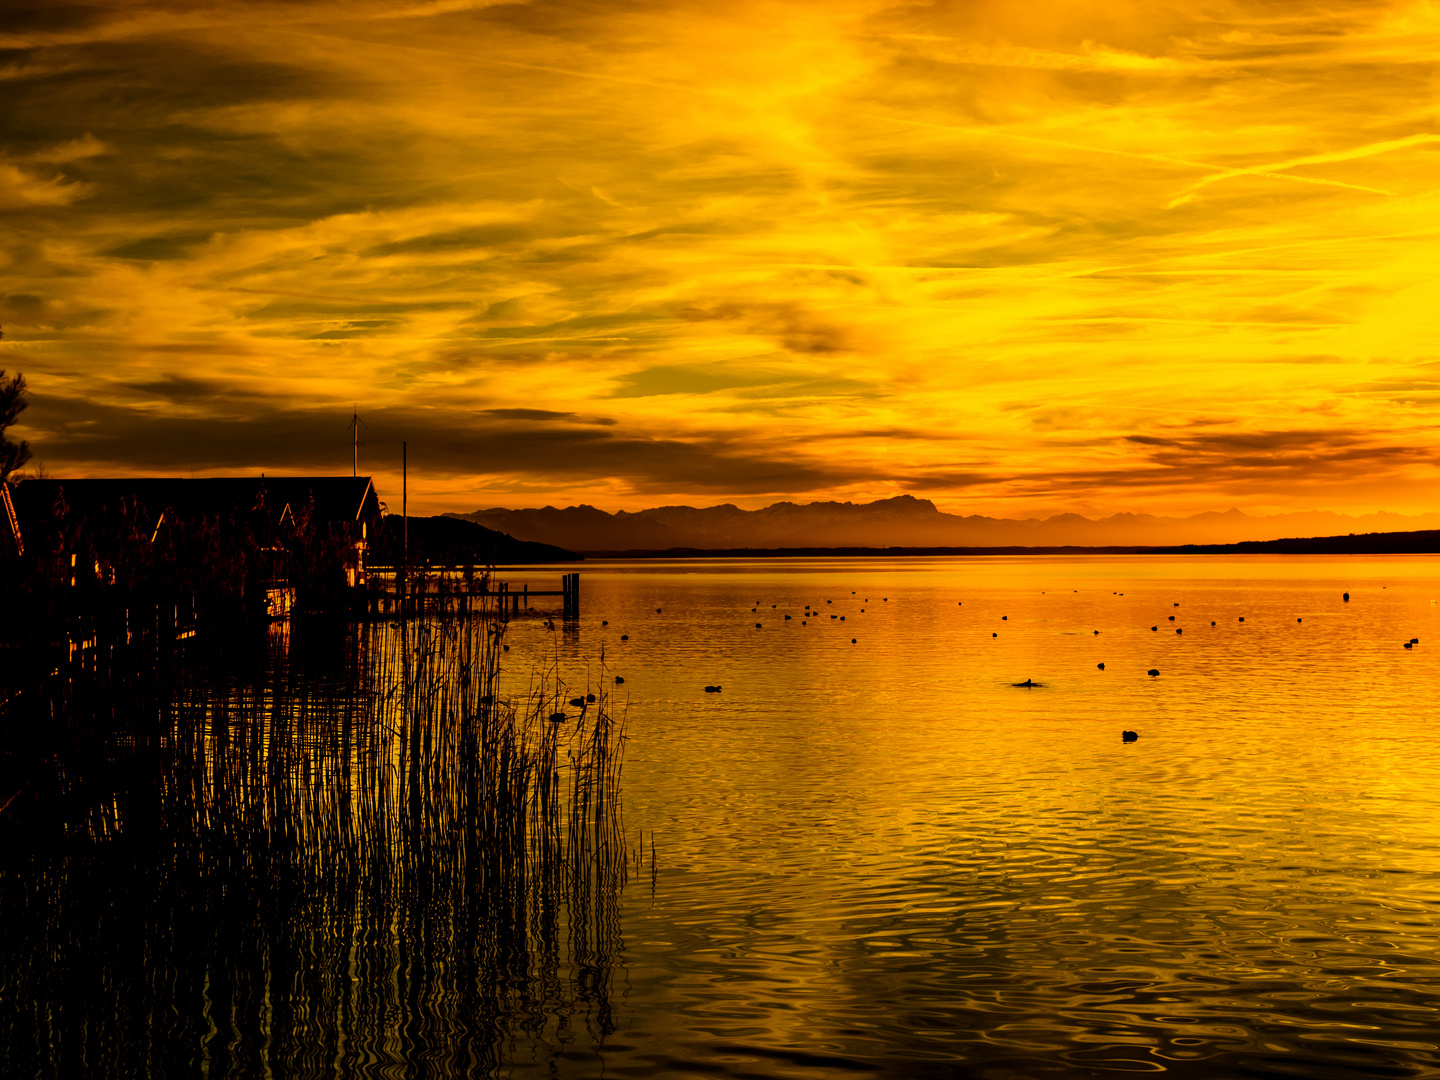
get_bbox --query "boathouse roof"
[10,476,381,540]
[1,481,21,557]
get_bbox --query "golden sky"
[3,0,1440,516]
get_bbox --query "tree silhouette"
[0,367,31,483]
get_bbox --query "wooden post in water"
[561,572,580,619]
[402,441,408,568]
[401,441,408,617]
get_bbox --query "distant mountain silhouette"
[446,496,1440,553]
[373,515,580,565]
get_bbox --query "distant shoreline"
[579,528,1440,559]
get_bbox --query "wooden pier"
[361,569,581,621]
[481,572,579,617]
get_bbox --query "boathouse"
[12,476,378,557]
[9,476,382,608]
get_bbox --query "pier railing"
[362,568,580,620]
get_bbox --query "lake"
[4,555,1440,1079]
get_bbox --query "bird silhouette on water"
[1122,730,1139,742]
[704,685,722,693]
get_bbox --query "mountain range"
[446,496,1440,553]
[371,515,580,564]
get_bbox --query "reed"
[0,593,632,1077]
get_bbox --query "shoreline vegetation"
[576,528,1440,559]
[0,592,637,1075]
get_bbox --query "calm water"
[5,555,1440,1079]
[498,556,1440,1079]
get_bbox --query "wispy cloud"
[1168,132,1439,205]
[3,0,1439,515]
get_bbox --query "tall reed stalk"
[0,594,632,1078]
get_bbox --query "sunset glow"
[4,0,1440,516]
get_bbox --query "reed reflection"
[0,602,632,1079]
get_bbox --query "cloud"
[482,407,617,425]
[23,391,856,494]
[0,162,91,207]
[1167,133,1440,206]
[1030,428,1438,495]
[0,2,106,36]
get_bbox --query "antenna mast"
[350,405,361,477]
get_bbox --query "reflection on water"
[523,556,1440,1078]
[0,614,630,1078]
[4,555,1440,1078]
